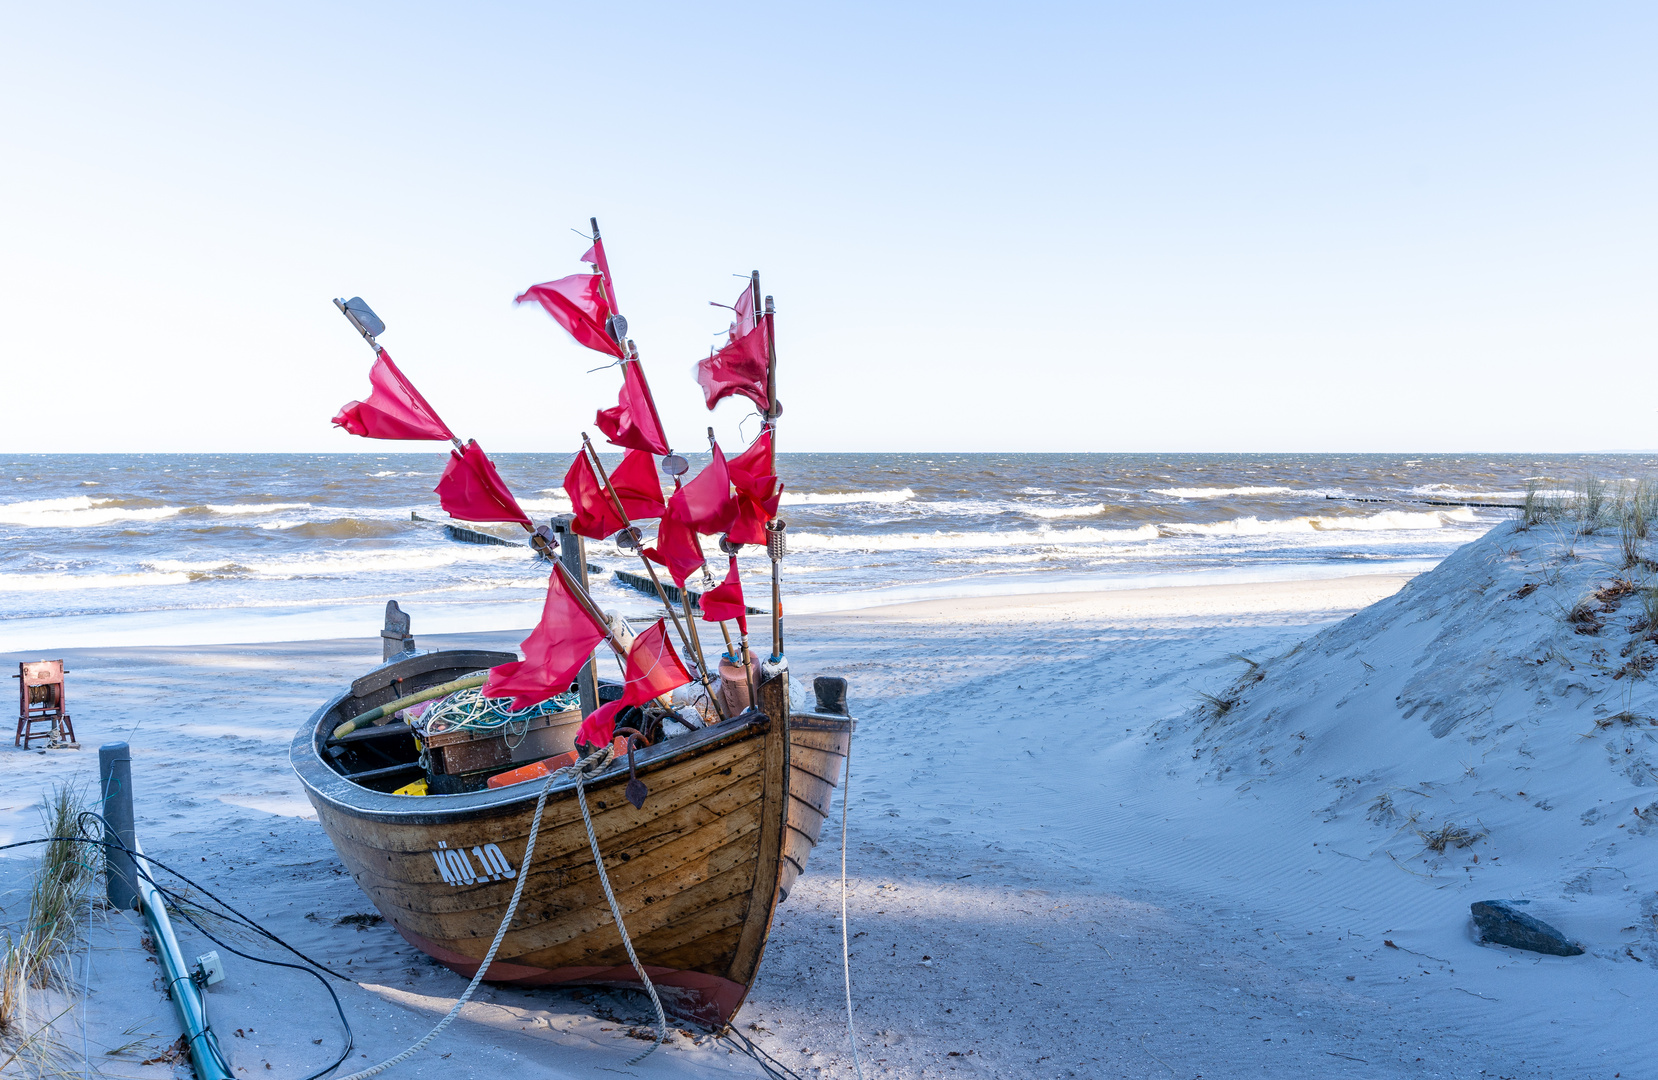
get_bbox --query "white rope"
[330,755,572,1080]
[574,768,669,1064]
[331,744,667,1078]
[839,736,864,1080]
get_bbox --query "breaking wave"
[781,488,917,506]
[1024,503,1107,519]
[1160,508,1476,537]
[1151,486,1295,499]
[787,524,1162,552]
[0,570,193,592]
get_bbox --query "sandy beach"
[9,551,1642,1079]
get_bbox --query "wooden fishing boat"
[290,647,853,1025]
[307,225,846,1027]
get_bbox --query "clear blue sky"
[2,3,1653,453]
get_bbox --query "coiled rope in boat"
[415,682,580,738]
[332,742,667,1078]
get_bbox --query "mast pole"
[554,561,629,658]
[754,274,786,662]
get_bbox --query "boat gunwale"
[291,650,853,826]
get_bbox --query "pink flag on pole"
[435,441,532,528]
[483,566,611,710]
[515,273,622,358]
[644,509,706,589]
[332,349,456,442]
[609,448,666,521]
[596,361,671,455]
[698,556,749,635]
[667,443,736,535]
[575,619,691,746]
[694,322,770,412]
[562,450,625,541]
[580,237,619,314]
[724,428,782,544]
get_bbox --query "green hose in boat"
[330,674,488,741]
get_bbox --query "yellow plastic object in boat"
[392,777,429,796]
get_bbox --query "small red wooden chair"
[15,660,75,749]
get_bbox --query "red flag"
[726,495,771,546]
[699,556,749,635]
[332,349,455,442]
[728,428,783,512]
[484,567,610,710]
[515,273,622,358]
[580,238,619,314]
[576,620,692,746]
[726,284,757,341]
[435,441,532,527]
[644,510,705,589]
[610,448,666,520]
[562,451,625,540]
[694,321,769,412]
[596,361,671,455]
[667,445,736,535]
[724,428,782,544]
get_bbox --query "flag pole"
[553,561,629,658]
[578,434,725,718]
[753,273,786,663]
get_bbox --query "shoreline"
[1,570,1418,659]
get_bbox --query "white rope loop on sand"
[574,768,670,1064]
[839,735,864,1080]
[333,745,645,1079]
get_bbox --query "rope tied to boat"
[571,751,671,1064]
[328,742,666,1078]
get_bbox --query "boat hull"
[291,650,852,1025]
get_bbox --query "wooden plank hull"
[290,651,850,1026]
[780,714,853,902]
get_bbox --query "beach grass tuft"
[1196,690,1238,717]
[1417,821,1484,854]
[0,784,95,1066]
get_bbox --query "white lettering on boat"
[428,840,515,886]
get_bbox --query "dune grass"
[0,784,96,1073]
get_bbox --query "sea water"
[0,452,1647,650]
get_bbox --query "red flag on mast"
[435,441,532,528]
[644,509,705,589]
[699,556,749,635]
[563,450,625,541]
[694,323,770,412]
[609,448,667,520]
[575,619,691,746]
[332,349,456,442]
[667,444,736,535]
[725,428,783,544]
[483,567,611,710]
[515,274,622,358]
[581,239,619,314]
[596,361,671,455]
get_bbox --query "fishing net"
[405,675,580,739]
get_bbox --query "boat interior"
[318,647,849,798]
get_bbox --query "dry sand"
[0,565,1626,1078]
